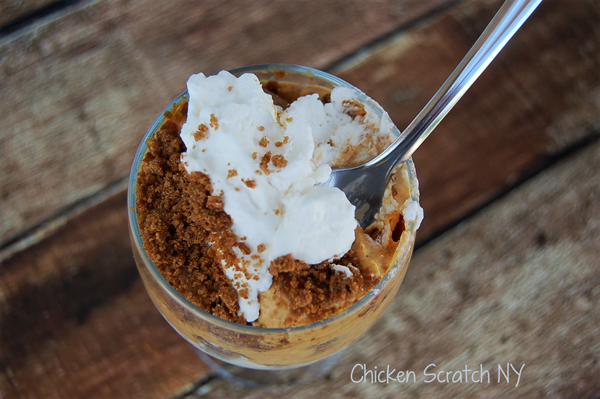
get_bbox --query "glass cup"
[127,64,420,385]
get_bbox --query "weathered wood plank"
[188,122,600,399]
[0,192,211,399]
[334,0,600,241]
[0,0,57,28]
[0,0,449,245]
[1,0,599,398]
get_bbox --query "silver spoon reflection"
[320,0,542,228]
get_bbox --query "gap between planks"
[325,0,464,74]
[0,0,99,44]
[0,175,128,264]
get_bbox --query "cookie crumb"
[193,124,209,141]
[235,242,252,255]
[206,195,224,211]
[272,154,288,168]
[210,114,219,129]
[260,151,272,174]
[243,179,257,188]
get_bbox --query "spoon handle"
[372,0,542,175]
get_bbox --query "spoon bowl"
[321,0,542,228]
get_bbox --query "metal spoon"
[321,0,542,228]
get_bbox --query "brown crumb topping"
[193,124,209,141]
[238,288,249,300]
[210,114,219,129]
[270,254,310,274]
[275,136,290,147]
[135,101,245,324]
[260,151,272,174]
[235,242,252,255]
[259,136,269,147]
[242,179,257,188]
[206,195,224,211]
[256,251,372,327]
[271,154,288,168]
[227,169,238,179]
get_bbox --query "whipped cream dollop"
[402,199,424,230]
[180,70,393,322]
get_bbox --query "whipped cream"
[180,70,393,322]
[402,199,424,230]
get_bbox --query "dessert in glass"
[127,64,422,384]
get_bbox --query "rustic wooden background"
[1,0,599,398]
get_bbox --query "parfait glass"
[127,64,420,386]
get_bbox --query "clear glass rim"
[127,63,420,334]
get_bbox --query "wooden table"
[1,0,599,397]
